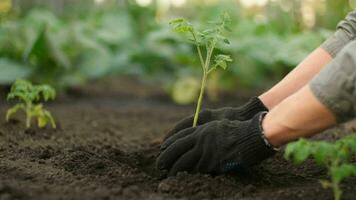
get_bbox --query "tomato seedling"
[170,13,233,127]
[6,79,56,129]
[285,134,356,200]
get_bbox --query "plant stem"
[191,32,205,69]
[333,181,341,200]
[25,103,31,129]
[192,42,216,127]
[330,162,342,200]
[193,71,207,127]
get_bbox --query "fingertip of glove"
[155,155,166,170]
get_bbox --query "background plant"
[6,79,56,128]
[285,135,356,200]
[0,0,353,103]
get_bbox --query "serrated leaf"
[6,104,25,121]
[213,54,232,70]
[331,164,356,183]
[284,139,311,163]
[36,85,56,101]
[169,18,193,33]
[314,142,337,165]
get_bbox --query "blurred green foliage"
[0,0,353,101]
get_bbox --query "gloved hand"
[164,97,268,140]
[156,112,277,176]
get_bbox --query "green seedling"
[285,134,356,200]
[170,13,233,127]
[6,79,56,129]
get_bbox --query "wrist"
[261,112,297,147]
[258,112,280,150]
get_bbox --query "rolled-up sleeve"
[320,10,356,57]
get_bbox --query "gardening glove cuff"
[221,96,269,121]
[220,112,277,173]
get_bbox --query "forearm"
[259,47,332,109]
[262,41,356,147]
[262,85,336,146]
[260,10,356,109]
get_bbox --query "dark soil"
[0,77,355,200]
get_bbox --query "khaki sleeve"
[320,10,356,57]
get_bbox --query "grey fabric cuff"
[310,42,356,123]
[320,30,352,57]
[320,10,356,57]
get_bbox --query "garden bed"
[0,78,355,200]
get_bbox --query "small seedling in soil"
[285,134,356,200]
[6,79,56,129]
[170,13,233,127]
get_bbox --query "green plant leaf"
[0,58,31,84]
[37,115,48,128]
[36,85,56,101]
[314,142,337,165]
[23,25,71,69]
[6,80,56,128]
[331,164,356,183]
[213,54,232,70]
[340,134,356,152]
[43,110,56,129]
[6,104,25,121]
[169,18,193,33]
[223,38,230,44]
[284,139,312,164]
[7,79,34,102]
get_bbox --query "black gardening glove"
[156,112,277,176]
[164,97,268,140]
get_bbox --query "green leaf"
[223,38,230,44]
[0,58,31,84]
[43,110,56,129]
[6,104,25,121]
[169,18,193,33]
[224,25,233,32]
[284,139,312,164]
[340,134,356,152]
[77,50,113,79]
[36,85,56,101]
[331,164,356,183]
[7,79,34,102]
[36,109,56,129]
[37,115,48,128]
[46,32,71,69]
[314,142,337,165]
[23,25,71,69]
[23,24,46,61]
[7,79,56,104]
[213,54,232,70]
